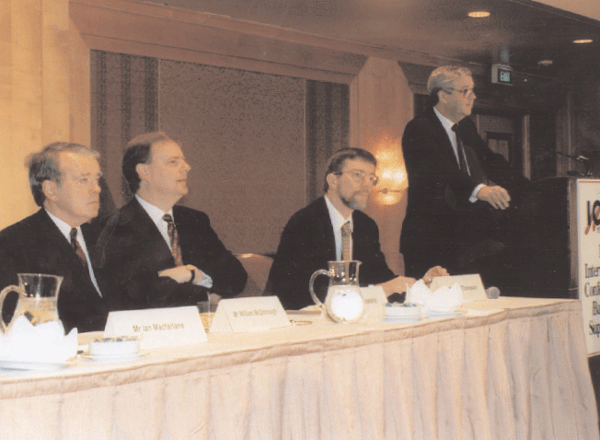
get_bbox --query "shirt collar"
[434,107,456,133]
[324,195,353,233]
[44,208,82,242]
[135,194,174,225]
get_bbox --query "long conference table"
[0,297,598,440]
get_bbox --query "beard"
[341,191,369,211]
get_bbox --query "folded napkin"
[0,316,77,363]
[406,280,464,313]
[424,283,463,312]
[405,279,430,305]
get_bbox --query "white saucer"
[427,309,467,319]
[81,350,148,363]
[0,359,74,371]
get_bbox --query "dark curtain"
[305,81,350,202]
[90,50,158,208]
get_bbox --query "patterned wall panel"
[159,60,306,254]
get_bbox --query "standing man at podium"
[401,65,529,279]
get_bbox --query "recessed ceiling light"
[573,39,593,44]
[538,59,553,66]
[468,11,491,18]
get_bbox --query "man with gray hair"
[0,142,109,332]
[401,65,529,280]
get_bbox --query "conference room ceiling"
[141,0,600,81]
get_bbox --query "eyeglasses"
[446,87,475,98]
[335,169,379,186]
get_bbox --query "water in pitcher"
[309,260,365,323]
[0,273,63,334]
[13,297,60,326]
[325,285,364,323]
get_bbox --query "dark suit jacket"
[265,197,396,310]
[0,209,109,333]
[94,198,247,310]
[400,108,529,277]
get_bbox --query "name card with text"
[430,274,486,301]
[104,306,207,349]
[210,296,290,333]
[361,286,388,321]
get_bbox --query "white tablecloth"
[0,297,597,440]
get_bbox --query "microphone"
[485,286,500,299]
[555,151,590,163]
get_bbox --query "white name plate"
[430,274,487,301]
[104,306,207,349]
[210,296,290,333]
[361,286,387,321]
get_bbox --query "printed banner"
[577,179,600,355]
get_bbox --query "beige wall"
[0,0,89,229]
[350,58,413,274]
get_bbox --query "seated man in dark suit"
[0,142,109,332]
[266,148,446,310]
[95,132,247,310]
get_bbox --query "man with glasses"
[266,148,446,310]
[401,65,529,280]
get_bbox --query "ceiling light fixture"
[538,59,553,67]
[468,11,491,18]
[573,39,593,44]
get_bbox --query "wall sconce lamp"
[371,137,408,206]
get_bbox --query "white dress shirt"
[433,108,484,202]
[45,209,102,296]
[324,195,353,260]
[135,195,213,288]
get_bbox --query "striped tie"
[70,228,88,267]
[341,221,352,261]
[162,214,184,266]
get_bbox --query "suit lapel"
[36,210,83,268]
[315,198,337,261]
[426,109,461,171]
[130,199,175,266]
[36,210,100,296]
[172,206,196,266]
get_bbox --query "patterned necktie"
[452,124,470,174]
[341,221,352,261]
[70,228,88,266]
[162,214,184,266]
